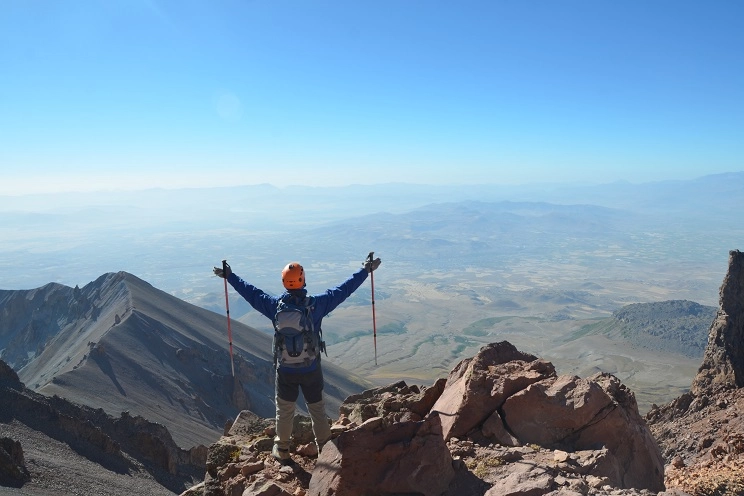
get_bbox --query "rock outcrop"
[0,359,22,391]
[0,436,30,487]
[691,249,744,394]
[194,341,665,495]
[648,250,744,495]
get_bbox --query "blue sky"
[1,1,743,194]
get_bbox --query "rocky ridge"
[0,358,205,493]
[647,250,744,495]
[191,341,673,496]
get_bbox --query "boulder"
[309,413,454,496]
[0,437,30,487]
[502,373,665,491]
[226,410,274,438]
[429,341,556,440]
[484,460,555,495]
[502,375,613,447]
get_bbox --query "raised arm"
[226,272,279,321]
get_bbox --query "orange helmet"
[281,262,305,289]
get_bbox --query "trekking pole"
[367,252,378,366]
[222,260,235,377]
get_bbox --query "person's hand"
[363,253,381,273]
[213,262,232,279]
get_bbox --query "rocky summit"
[190,341,673,496]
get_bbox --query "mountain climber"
[213,254,382,462]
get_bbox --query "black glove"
[213,261,232,279]
[363,253,381,273]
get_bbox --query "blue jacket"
[227,267,369,335]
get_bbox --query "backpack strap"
[303,296,326,356]
[293,295,327,358]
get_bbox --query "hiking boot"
[272,444,291,463]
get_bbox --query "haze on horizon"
[2,1,743,196]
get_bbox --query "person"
[213,254,381,462]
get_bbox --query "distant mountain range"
[1,172,742,310]
[306,200,646,267]
[0,272,371,449]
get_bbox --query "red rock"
[503,373,664,491]
[429,341,556,440]
[309,413,454,496]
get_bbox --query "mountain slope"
[0,281,104,373]
[0,360,204,494]
[1,272,372,449]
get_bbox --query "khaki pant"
[274,396,331,450]
[274,364,331,450]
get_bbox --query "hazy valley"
[2,174,743,416]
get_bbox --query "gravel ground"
[0,420,194,496]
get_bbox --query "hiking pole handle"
[222,260,231,322]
